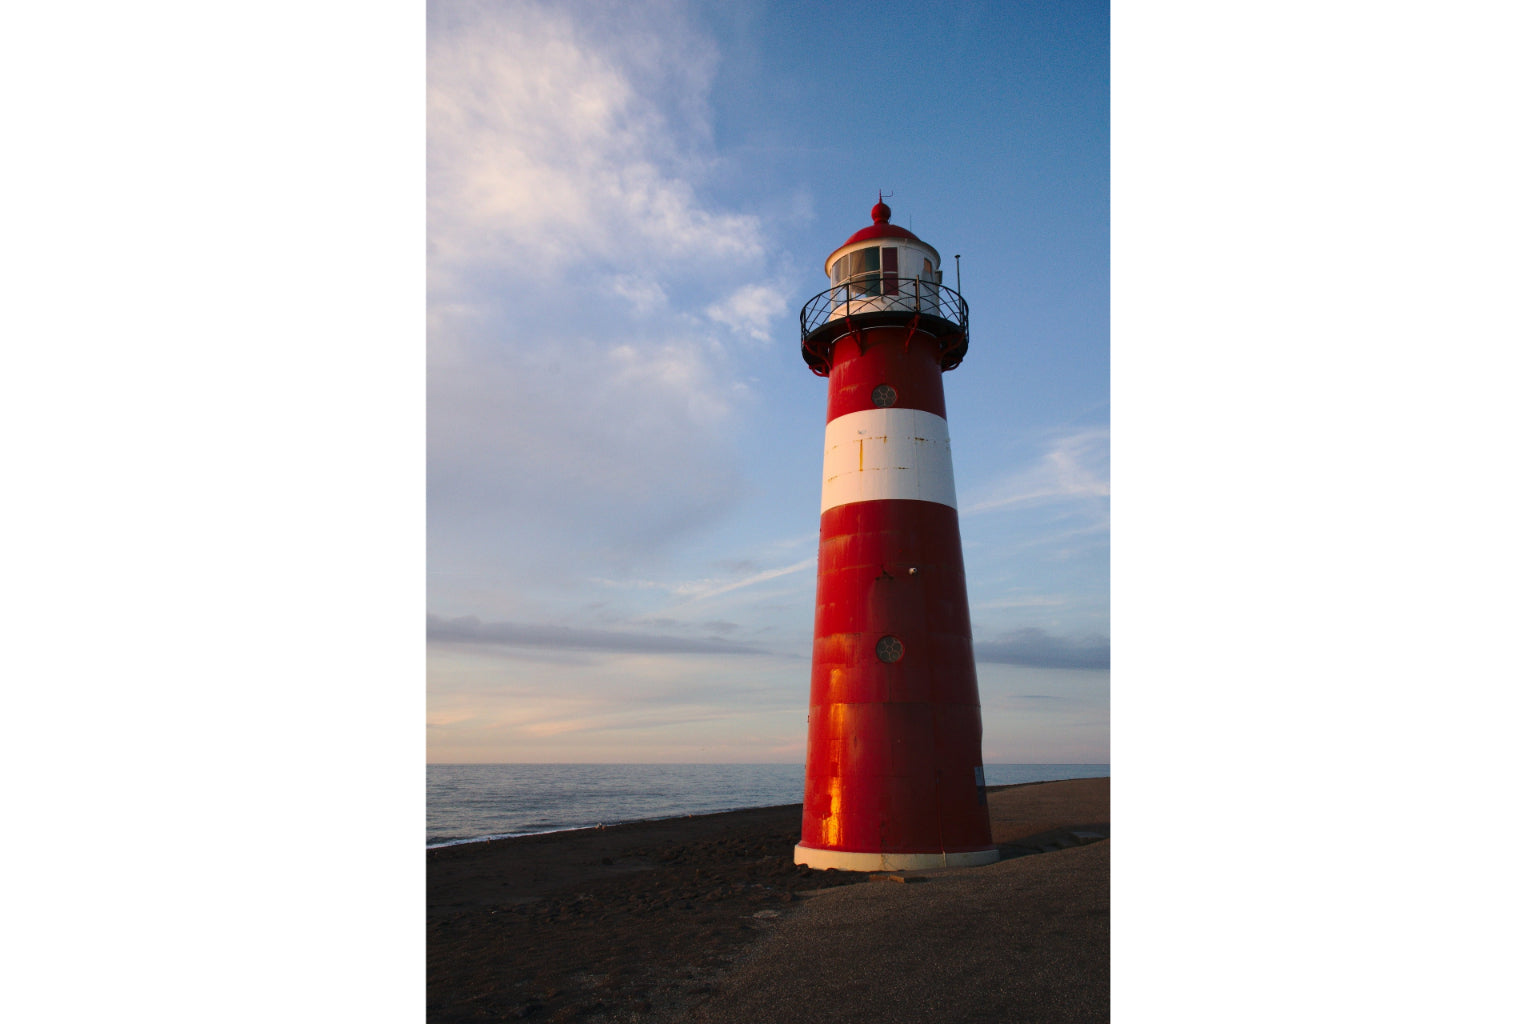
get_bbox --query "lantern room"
[799,201,969,376]
[825,201,943,295]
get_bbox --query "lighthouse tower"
[794,201,997,871]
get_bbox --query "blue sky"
[427,0,1110,762]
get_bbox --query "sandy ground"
[427,777,1109,1023]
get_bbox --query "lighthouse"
[794,201,997,871]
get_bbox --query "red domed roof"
[838,201,926,248]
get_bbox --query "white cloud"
[426,0,790,593]
[611,275,668,314]
[427,0,764,292]
[706,282,791,343]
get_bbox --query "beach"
[428,776,1109,1022]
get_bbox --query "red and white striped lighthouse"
[794,201,997,871]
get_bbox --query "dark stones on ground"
[427,779,1110,1023]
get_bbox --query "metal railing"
[800,276,969,373]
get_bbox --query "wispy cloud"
[428,614,767,656]
[964,427,1109,516]
[674,556,818,602]
[595,555,818,603]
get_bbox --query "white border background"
[1114,3,1532,1018]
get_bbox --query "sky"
[426,0,1110,764]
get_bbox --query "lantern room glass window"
[833,246,882,298]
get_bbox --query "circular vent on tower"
[871,384,897,408]
[875,635,905,663]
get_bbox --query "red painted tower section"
[794,202,996,871]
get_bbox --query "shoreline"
[427,773,1111,850]
[429,776,1109,1022]
[426,802,801,851]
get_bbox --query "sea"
[427,763,1110,848]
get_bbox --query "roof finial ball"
[871,198,891,223]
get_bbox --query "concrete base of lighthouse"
[793,843,999,872]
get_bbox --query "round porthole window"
[871,384,897,408]
[875,635,904,663]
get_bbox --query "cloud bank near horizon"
[427,614,769,657]
[973,628,1111,670]
[429,612,1107,669]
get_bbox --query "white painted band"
[820,408,957,514]
[793,843,999,871]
